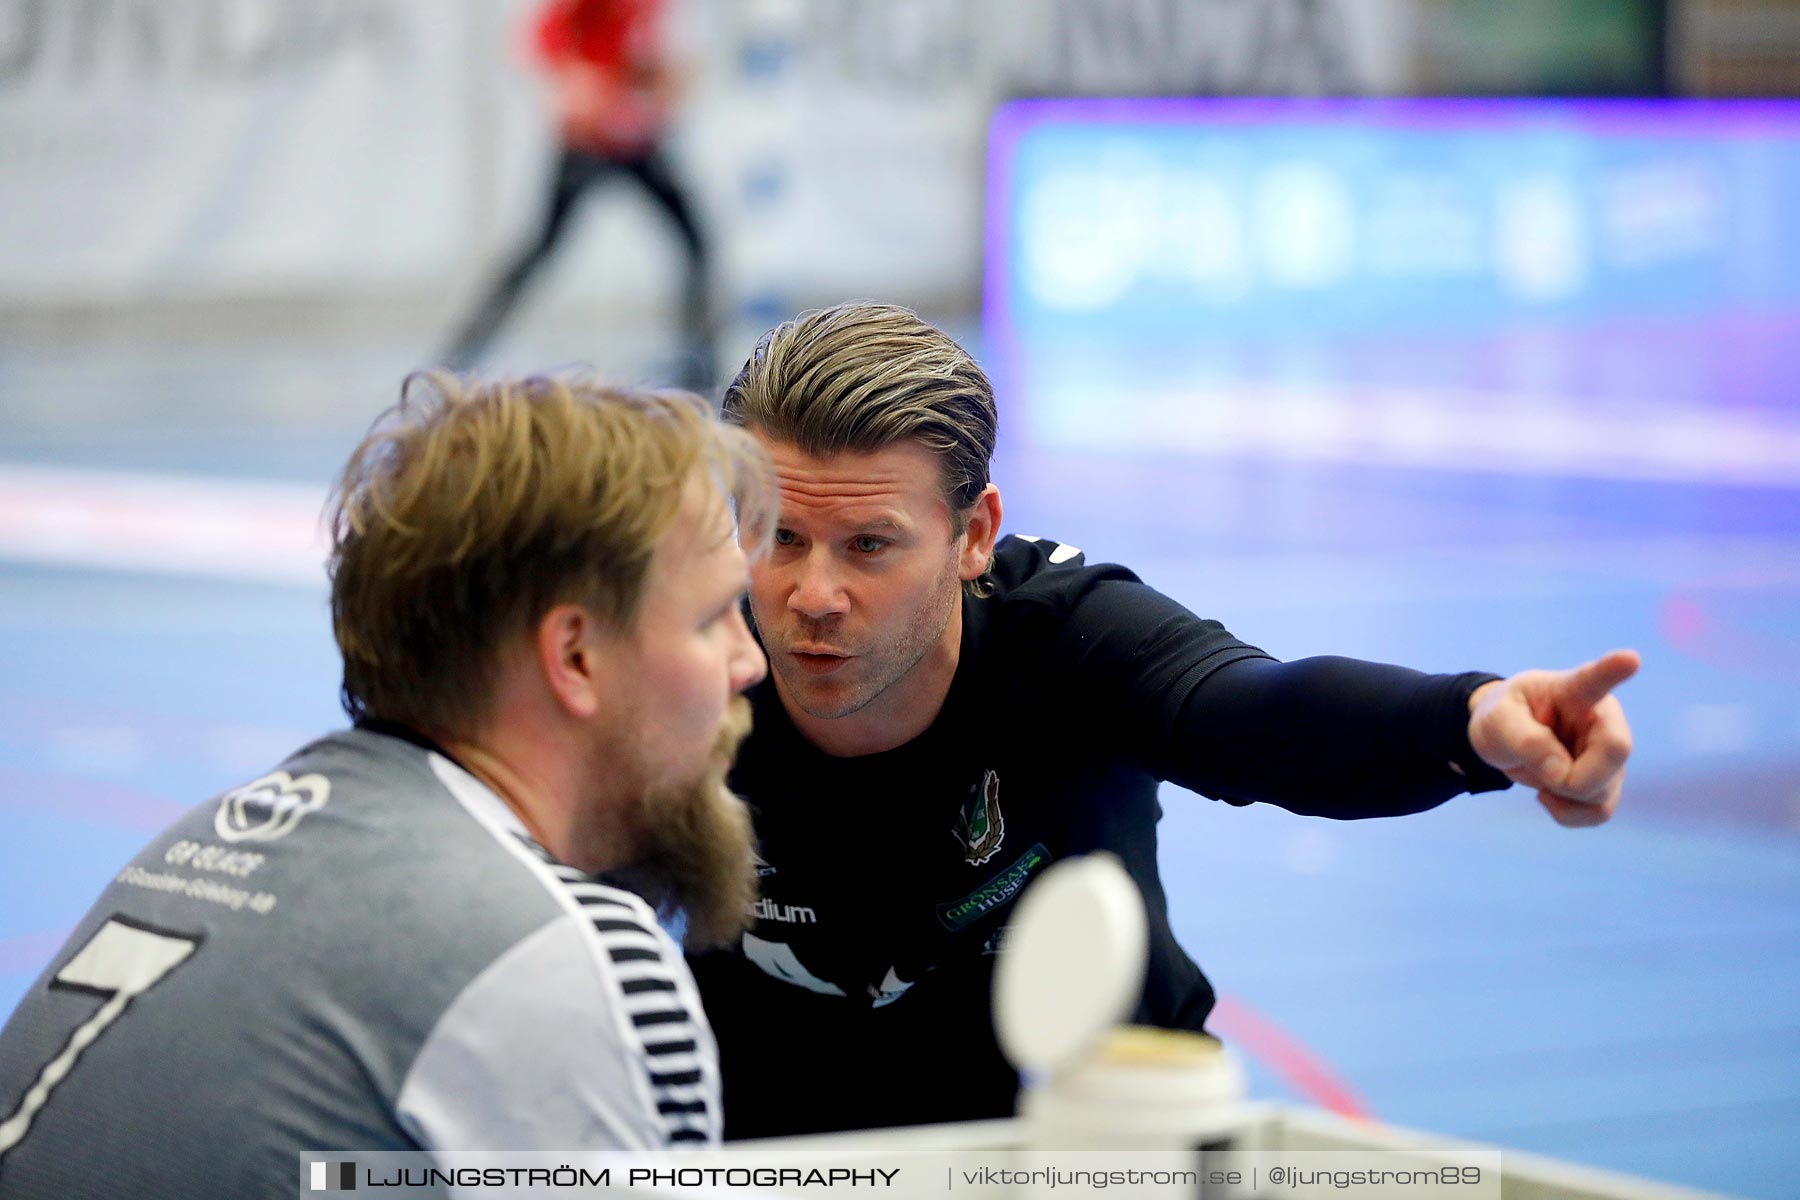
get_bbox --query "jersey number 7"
[0,917,201,1162]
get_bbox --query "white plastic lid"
[992,852,1149,1076]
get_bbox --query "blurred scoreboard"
[987,98,1800,340]
[982,99,1800,480]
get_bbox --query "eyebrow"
[775,512,910,536]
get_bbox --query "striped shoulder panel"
[512,834,716,1146]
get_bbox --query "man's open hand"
[1467,649,1640,828]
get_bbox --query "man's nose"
[787,550,849,620]
[728,608,766,692]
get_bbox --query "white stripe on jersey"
[427,753,720,1146]
[503,831,718,1145]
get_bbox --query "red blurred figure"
[538,0,674,156]
[444,0,714,386]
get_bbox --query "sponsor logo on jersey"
[214,770,330,843]
[754,897,816,924]
[935,843,1051,931]
[954,769,1006,865]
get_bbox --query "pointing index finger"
[1561,649,1641,711]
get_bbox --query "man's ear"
[534,603,614,719]
[957,484,1003,582]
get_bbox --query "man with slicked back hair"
[688,302,1639,1138]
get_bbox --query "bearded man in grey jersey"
[0,374,776,1199]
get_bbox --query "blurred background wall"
[0,0,1459,343]
[2,0,1790,341]
[4,0,1793,343]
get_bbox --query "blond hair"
[329,372,775,737]
[720,302,997,531]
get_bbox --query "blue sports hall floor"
[1,320,1796,1199]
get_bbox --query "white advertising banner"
[0,0,476,303]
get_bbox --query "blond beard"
[610,696,758,951]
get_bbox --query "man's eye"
[852,536,887,554]
[772,529,797,546]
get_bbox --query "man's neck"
[776,602,963,758]
[439,727,626,873]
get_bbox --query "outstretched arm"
[1031,561,1639,823]
[1466,649,1639,828]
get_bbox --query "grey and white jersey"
[0,727,719,1199]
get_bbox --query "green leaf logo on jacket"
[954,769,1005,866]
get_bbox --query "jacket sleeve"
[1047,574,1513,818]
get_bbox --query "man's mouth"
[788,649,851,676]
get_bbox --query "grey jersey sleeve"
[395,898,721,1152]
[404,754,723,1151]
